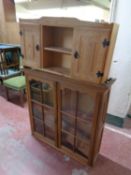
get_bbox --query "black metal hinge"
[96,71,104,77]
[102,39,110,48]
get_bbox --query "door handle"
[36,44,40,51]
[19,30,23,36]
[74,51,80,59]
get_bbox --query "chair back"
[0,45,21,80]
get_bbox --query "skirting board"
[127,114,131,119]
[106,114,124,128]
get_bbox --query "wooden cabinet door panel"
[71,27,111,83]
[20,24,41,68]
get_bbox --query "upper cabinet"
[19,17,118,84]
[19,22,42,68]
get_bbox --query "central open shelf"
[44,47,72,55]
[42,26,73,76]
[43,67,70,76]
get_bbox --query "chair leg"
[5,87,9,101]
[0,79,3,85]
[20,90,24,107]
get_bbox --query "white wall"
[15,4,108,22]
[108,0,131,118]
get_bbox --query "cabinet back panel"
[43,52,71,68]
[53,53,71,68]
[43,52,72,76]
[43,26,73,72]
[43,26,73,49]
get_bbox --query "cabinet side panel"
[90,90,110,165]
[25,76,35,134]
[101,24,119,82]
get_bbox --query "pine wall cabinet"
[20,17,118,84]
[20,17,118,166]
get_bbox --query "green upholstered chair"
[3,75,26,107]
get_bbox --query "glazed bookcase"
[20,17,118,166]
[25,68,113,165]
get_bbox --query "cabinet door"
[71,27,111,83]
[20,23,41,68]
[59,85,95,159]
[28,78,57,145]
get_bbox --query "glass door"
[59,86,95,158]
[29,79,56,144]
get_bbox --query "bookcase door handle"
[19,30,23,36]
[74,51,80,59]
[36,44,40,51]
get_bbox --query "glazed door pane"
[34,118,44,135]
[32,102,43,120]
[30,80,42,102]
[77,92,94,122]
[61,132,74,151]
[62,114,75,135]
[42,82,54,107]
[76,119,91,140]
[61,88,77,115]
[45,125,55,141]
[60,86,95,158]
[75,139,89,158]
[44,107,55,130]
[29,78,56,144]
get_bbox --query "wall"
[108,0,131,118]
[15,1,109,22]
[0,0,20,44]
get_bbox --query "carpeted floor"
[0,85,131,175]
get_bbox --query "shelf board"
[43,67,70,77]
[62,129,75,137]
[61,130,90,144]
[31,99,54,110]
[31,86,41,92]
[33,116,44,123]
[61,111,92,124]
[61,111,76,119]
[6,63,19,68]
[44,46,72,55]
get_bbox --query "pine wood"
[43,67,70,77]
[71,27,111,84]
[19,23,42,68]
[20,17,118,84]
[20,17,118,166]
[101,23,119,83]
[44,47,72,55]
[24,67,113,166]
